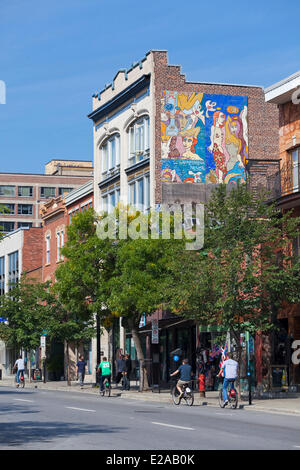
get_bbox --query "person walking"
[124,354,132,391]
[14,355,25,387]
[76,355,87,388]
[115,355,126,388]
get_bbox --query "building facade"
[0,227,43,376]
[265,71,300,387]
[0,159,93,234]
[88,50,280,387]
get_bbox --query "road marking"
[66,407,96,413]
[152,422,195,431]
[14,399,34,403]
[293,446,300,449]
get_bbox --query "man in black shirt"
[76,355,87,388]
[170,358,193,398]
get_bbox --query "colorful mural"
[161,91,248,184]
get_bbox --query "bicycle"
[15,370,25,389]
[218,379,238,409]
[100,376,111,397]
[171,381,194,406]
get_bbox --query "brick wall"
[22,227,43,281]
[152,51,280,204]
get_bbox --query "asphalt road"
[1,385,300,450]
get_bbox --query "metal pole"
[246,332,251,405]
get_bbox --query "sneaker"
[223,400,228,407]
[179,391,184,399]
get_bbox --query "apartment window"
[101,134,120,174]
[2,204,15,215]
[101,188,120,213]
[128,174,150,212]
[81,201,93,212]
[0,221,15,232]
[18,222,33,229]
[0,257,5,296]
[0,185,15,196]
[40,187,56,198]
[8,251,19,290]
[57,230,64,261]
[18,186,33,197]
[18,204,33,215]
[58,187,74,196]
[292,149,300,193]
[128,116,150,167]
[46,235,51,264]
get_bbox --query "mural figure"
[161,90,248,185]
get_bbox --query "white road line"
[14,399,34,403]
[293,446,300,449]
[152,422,195,431]
[66,407,96,413]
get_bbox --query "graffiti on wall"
[161,91,248,184]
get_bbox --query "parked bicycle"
[171,380,194,406]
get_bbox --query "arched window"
[101,133,120,175]
[128,116,150,167]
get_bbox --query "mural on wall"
[161,90,248,185]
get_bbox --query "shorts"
[178,380,190,386]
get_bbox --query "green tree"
[0,278,52,379]
[53,208,117,384]
[171,184,300,385]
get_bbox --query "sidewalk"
[2,376,300,415]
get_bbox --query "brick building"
[88,50,281,386]
[0,227,43,376]
[40,180,94,381]
[0,159,93,234]
[265,71,300,387]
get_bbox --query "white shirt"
[15,359,25,370]
[223,359,238,379]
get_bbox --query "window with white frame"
[128,173,150,212]
[128,116,150,167]
[57,230,64,261]
[101,187,120,213]
[46,235,51,264]
[101,134,120,175]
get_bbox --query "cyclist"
[14,355,25,388]
[170,358,193,398]
[218,352,238,407]
[98,357,112,393]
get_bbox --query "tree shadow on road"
[0,420,127,447]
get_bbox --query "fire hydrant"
[198,374,205,398]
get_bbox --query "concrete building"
[0,159,93,233]
[265,71,300,387]
[0,227,43,376]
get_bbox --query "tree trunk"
[66,341,71,386]
[129,319,150,391]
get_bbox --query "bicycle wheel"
[184,391,194,406]
[230,395,238,409]
[219,389,225,408]
[172,386,181,405]
[105,383,111,397]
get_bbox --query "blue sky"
[0,0,299,174]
